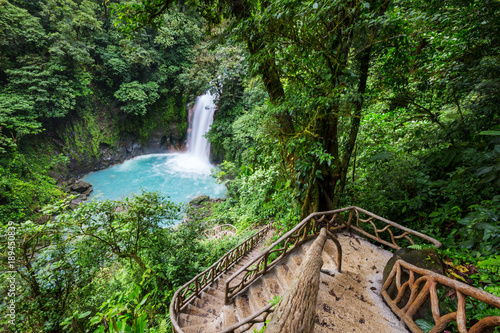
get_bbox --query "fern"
[269,295,282,307]
[408,244,424,250]
[478,255,500,274]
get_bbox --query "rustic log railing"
[346,206,442,250]
[221,229,329,333]
[381,260,500,333]
[219,303,275,333]
[203,224,238,239]
[224,210,345,305]
[170,224,270,333]
[265,227,328,332]
[224,206,442,305]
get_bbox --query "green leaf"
[428,211,441,217]
[479,131,500,136]
[415,319,434,333]
[78,311,92,319]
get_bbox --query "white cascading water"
[163,93,216,175]
[187,94,216,162]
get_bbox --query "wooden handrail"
[219,303,275,333]
[170,224,270,333]
[224,206,441,306]
[349,207,442,250]
[381,259,500,333]
[203,224,238,239]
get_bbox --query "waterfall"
[160,93,216,175]
[187,94,216,162]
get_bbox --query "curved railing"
[220,303,274,333]
[170,224,270,333]
[347,207,442,250]
[224,210,345,305]
[203,224,238,239]
[382,259,500,333]
[224,206,442,305]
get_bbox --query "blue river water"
[82,153,226,204]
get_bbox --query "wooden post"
[347,209,354,229]
[265,228,327,333]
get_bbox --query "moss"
[0,151,65,223]
[60,103,121,162]
[120,94,187,143]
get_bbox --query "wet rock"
[383,248,444,319]
[83,187,93,197]
[131,142,143,157]
[145,127,167,152]
[383,248,444,282]
[189,195,210,206]
[70,180,92,193]
[126,141,134,153]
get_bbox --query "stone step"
[275,262,296,287]
[181,322,215,333]
[262,272,284,298]
[206,286,225,298]
[192,291,224,313]
[221,305,239,329]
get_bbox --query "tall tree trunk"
[331,46,372,208]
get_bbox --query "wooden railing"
[346,206,442,250]
[224,206,442,305]
[170,224,270,333]
[265,227,328,332]
[220,303,274,333]
[224,210,344,305]
[382,260,500,333]
[203,224,237,239]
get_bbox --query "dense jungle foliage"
[1,0,499,331]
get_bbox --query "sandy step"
[181,322,215,333]
[183,304,217,318]
[206,286,225,298]
[192,291,225,311]
[221,305,239,329]
[275,263,296,287]
[178,313,213,327]
[246,279,270,310]
[234,293,253,319]
[262,273,284,297]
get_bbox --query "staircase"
[176,234,271,333]
[176,232,408,333]
[171,207,500,333]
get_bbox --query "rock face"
[188,195,210,206]
[62,125,185,179]
[382,248,444,319]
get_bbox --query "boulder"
[383,248,444,319]
[189,195,210,206]
[83,187,93,197]
[70,180,92,193]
